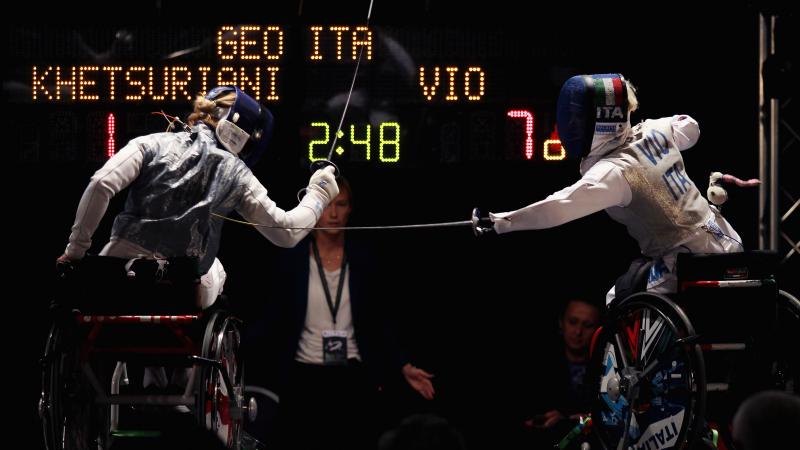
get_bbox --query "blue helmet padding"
[557,74,628,159]
[557,75,594,159]
[206,86,274,168]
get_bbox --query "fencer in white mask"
[474,74,744,303]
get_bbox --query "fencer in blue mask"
[474,74,743,303]
[59,86,339,308]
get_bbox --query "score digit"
[507,109,534,160]
[309,122,330,162]
[350,124,371,160]
[379,122,400,163]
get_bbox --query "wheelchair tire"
[200,311,244,449]
[774,290,800,393]
[40,323,63,450]
[41,322,111,450]
[589,293,706,450]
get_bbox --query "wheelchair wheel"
[200,311,244,449]
[774,290,800,393]
[40,323,64,450]
[589,293,706,450]
[242,385,280,449]
[40,322,111,450]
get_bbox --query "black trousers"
[276,359,379,450]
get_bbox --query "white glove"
[307,166,339,202]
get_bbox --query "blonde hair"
[187,91,236,127]
[625,78,639,113]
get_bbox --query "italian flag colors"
[593,75,624,107]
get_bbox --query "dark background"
[6,1,796,448]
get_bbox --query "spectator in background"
[732,390,800,450]
[523,296,602,446]
[252,178,435,449]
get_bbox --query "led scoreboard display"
[8,24,569,166]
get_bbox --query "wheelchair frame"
[39,257,252,450]
[585,252,798,450]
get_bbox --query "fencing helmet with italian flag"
[556,73,631,159]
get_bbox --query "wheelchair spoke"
[617,409,636,450]
[597,341,629,447]
[614,333,631,370]
[591,294,704,450]
[201,314,244,449]
[640,309,667,367]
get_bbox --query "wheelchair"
[586,251,799,450]
[39,256,255,450]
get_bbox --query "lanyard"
[311,238,348,326]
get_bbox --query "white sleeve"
[235,177,327,248]
[490,161,631,234]
[64,141,146,259]
[671,115,700,151]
